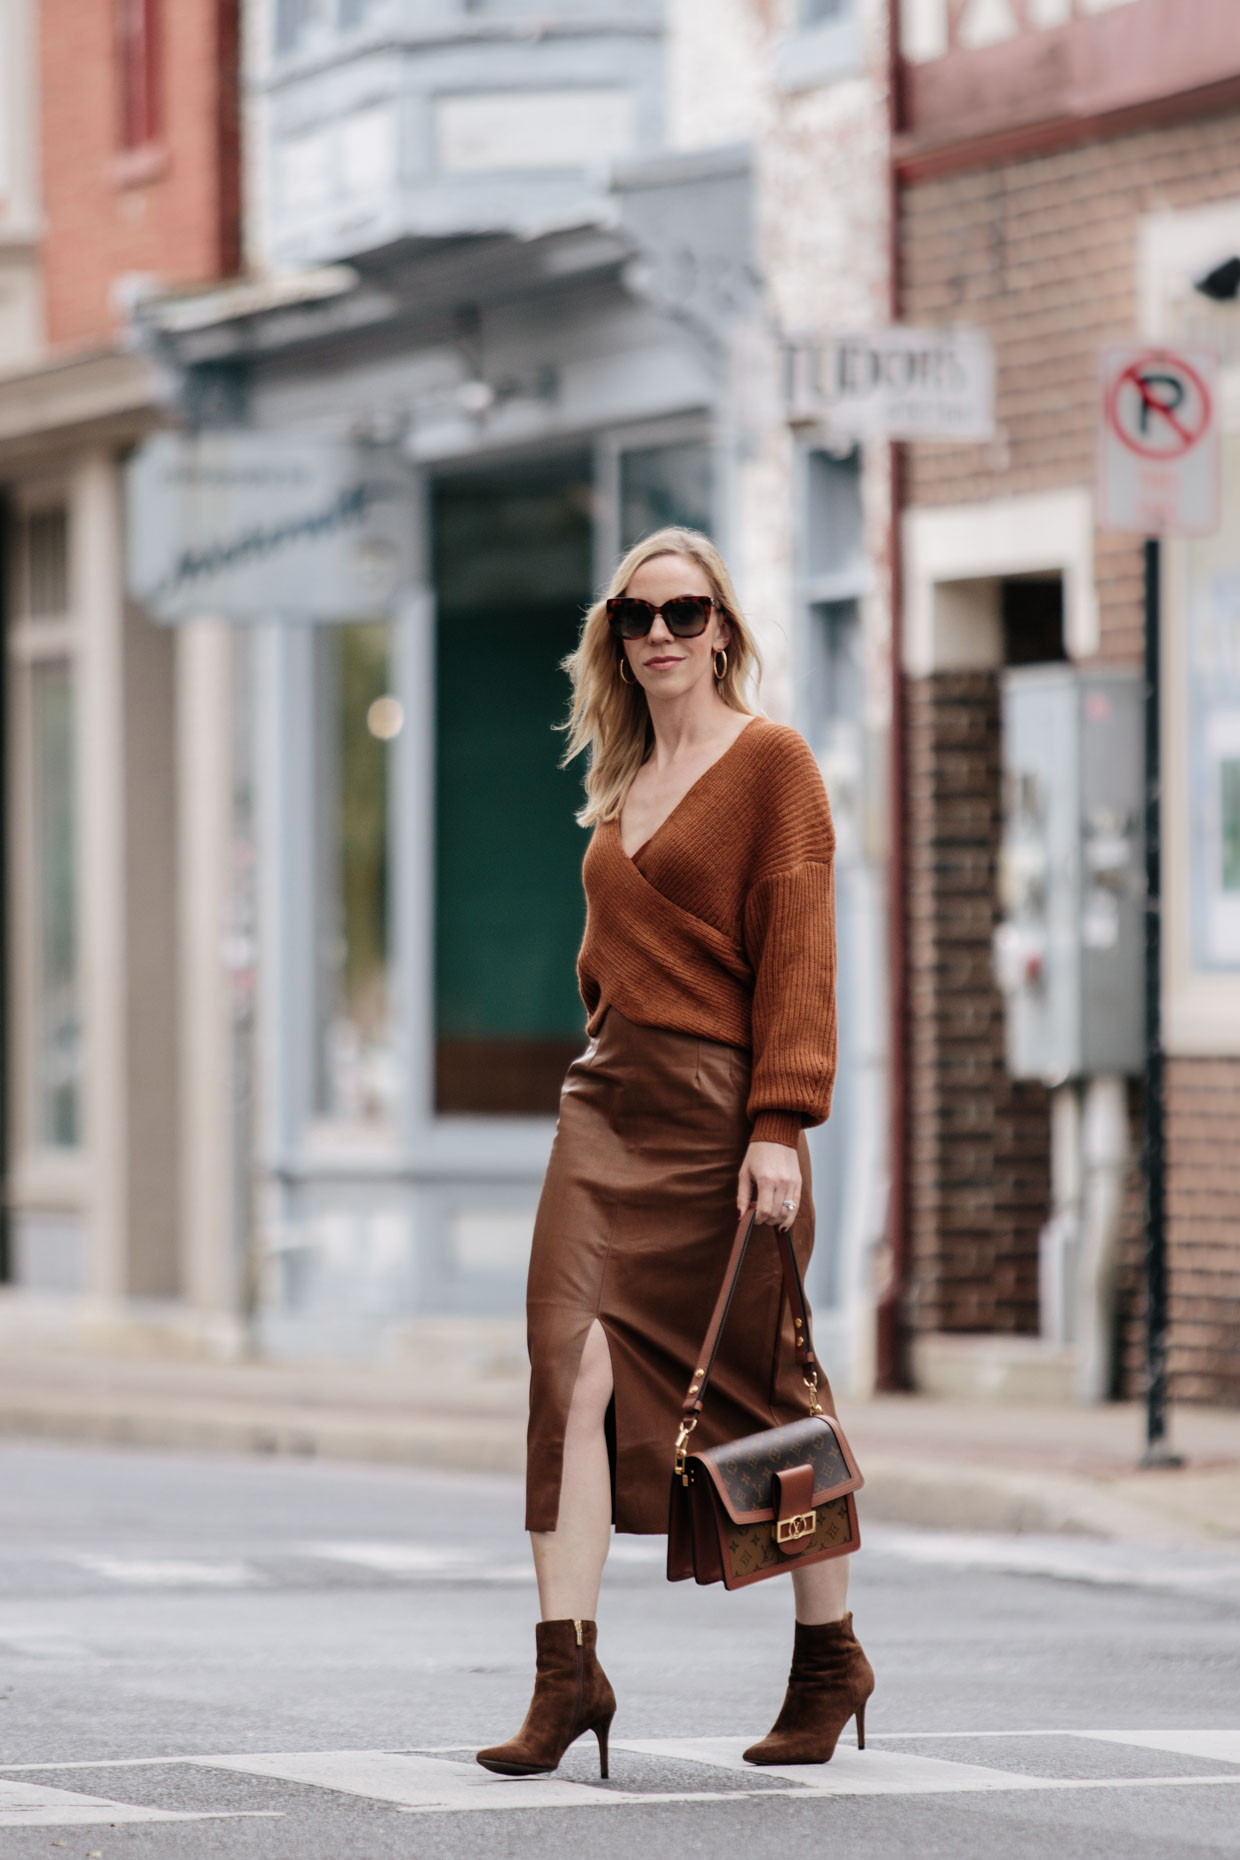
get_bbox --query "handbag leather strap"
[680,1205,818,1420]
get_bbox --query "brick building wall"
[1166,1060,1240,1403]
[899,107,1240,1403]
[40,0,239,348]
[906,671,1046,1337]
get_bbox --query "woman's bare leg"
[790,1554,851,1625]
[530,1318,614,1619]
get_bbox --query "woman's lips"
[644,655,684,668]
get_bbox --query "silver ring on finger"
[781,1199,797,1212]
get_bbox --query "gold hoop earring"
[618,654,637,686]
[713,649,728,681]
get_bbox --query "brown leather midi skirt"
[525,1006,832,1536]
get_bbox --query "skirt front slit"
[525,1007,830,1536]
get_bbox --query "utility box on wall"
[995,666,1145,1082]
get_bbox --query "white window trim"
[4,479,87,1204]
[1160,536,1240,1055]
[902,487,1098,676]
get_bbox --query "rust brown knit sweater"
[576,717,837,1148]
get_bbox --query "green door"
[433,457,593,1113]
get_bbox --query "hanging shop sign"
[126,432,417,623]
[1097,343,1220,537]
[783,325,995,442]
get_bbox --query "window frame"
[116,0,163,153]
[592,415,717,590]
[4,481,88,1211]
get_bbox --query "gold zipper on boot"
[574,1619,583,1646]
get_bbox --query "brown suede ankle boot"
[742,1613,874,1766]
[477,1618,616,1778]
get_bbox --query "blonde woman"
[477,528,872,1779]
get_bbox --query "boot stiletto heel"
[856,1700,866,1750]
[595,1715,612,1779]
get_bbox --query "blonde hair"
[560,527,763,827]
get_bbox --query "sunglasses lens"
[664,597,712,636]
[607,599,651,639]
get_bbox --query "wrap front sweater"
[575,716,837,1148]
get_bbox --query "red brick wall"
[1166,1059,1240,1404]
[900,108,1240,1402]
[901,112,1240,663]
[906,671,1048,1336]
[40,0,239,349]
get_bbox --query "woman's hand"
[738,1141,802,1229]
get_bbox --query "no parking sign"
[1098,343,1220,536]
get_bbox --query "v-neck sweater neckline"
[616,714,762,864]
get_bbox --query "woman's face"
[619,553,731,699]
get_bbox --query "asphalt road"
[1,1439,1239,1858]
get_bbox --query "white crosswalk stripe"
[0,1776,278,1828]
[2,1730,1238,1822]
[63,1555,262,1587]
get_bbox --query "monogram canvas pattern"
[721,1495,856,1585]
[699,1417,857,1521]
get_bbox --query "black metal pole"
[1141,536,1181,1468]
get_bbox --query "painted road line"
[299,1542,535,1583]
[0,1777,280,1829]
[614,1737,1240,1800]
[864,1527,1240,1595]
[187,1749,615,1810]
[301,1542,481,1575]
[5,1730,1240,1819]
[1078,1730,1240,1764]
[185,1741,1240,1813]
[63,1555,261,1586]
[615,1739,1061,1797]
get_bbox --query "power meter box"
[996,665,1144,1082]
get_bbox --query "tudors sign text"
[784,325,995,442]
[126,433,417,623]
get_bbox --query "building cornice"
[254,17,662,96]
[895,70,1240,184]
[0,346,171,465]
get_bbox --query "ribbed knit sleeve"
[741,734,838,1146]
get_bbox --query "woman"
[477,527,873,1780]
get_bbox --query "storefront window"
[312,621,401,1130]
[620,442,712,550]
[31,660,80,1148]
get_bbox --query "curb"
[1,1378,1236,1550]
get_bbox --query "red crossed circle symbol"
[1107,351,1211,461]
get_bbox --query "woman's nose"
[648,611,674,642]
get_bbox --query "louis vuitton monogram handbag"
[666,1205,864,1591]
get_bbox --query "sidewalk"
[1,1316,1237,1549]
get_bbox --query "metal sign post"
[1098,343,1220,1468]
[1140,536,1179,1468]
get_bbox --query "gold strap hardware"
[673,1416,698,1483]
[774,1509,816,1545]
[804,1370,822,1417]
